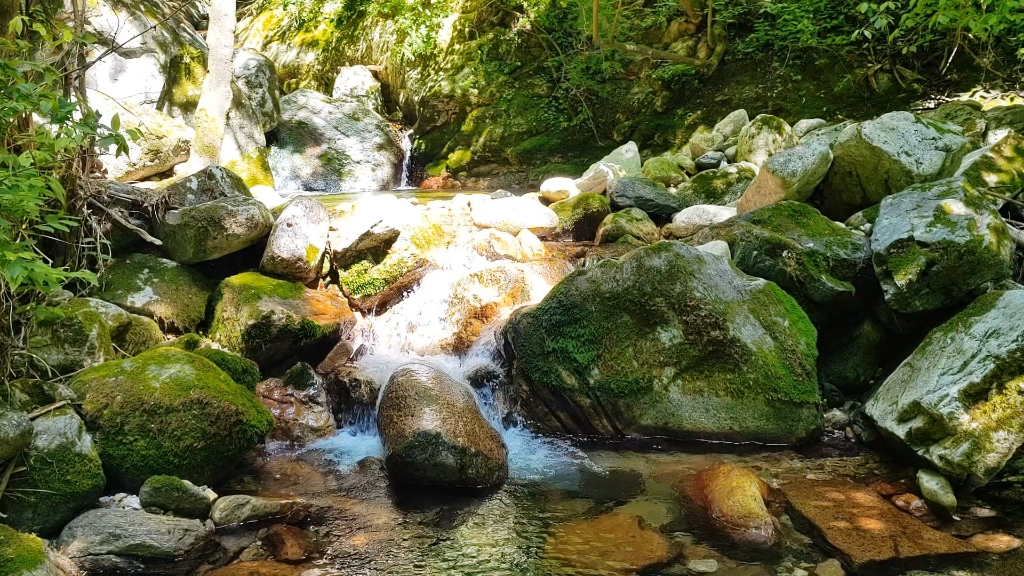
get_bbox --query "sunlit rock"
[690,464,779,550]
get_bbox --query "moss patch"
[0,525,46,575]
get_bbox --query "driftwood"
[345,261,436,316]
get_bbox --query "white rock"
[539,177,580,203]
[260,196,330,283]
[696,240,731,259]
[736,114,799,168]
[793,118,828,138]
[664,205,737,238]
[688,558,719,573]
[575,161,625,194]
[713,109,750,139]
[517,229,547,260]
[332,65,385,114]
[471,197,558,235]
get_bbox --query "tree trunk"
[0,0,19,36]
[188,0,236,170]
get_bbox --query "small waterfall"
[395,129,415,190]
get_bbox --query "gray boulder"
[793,118,828,138]
[156,196,274,264]
[821,112,971,219]
[95,253,214,334]
[694,151,726,171]
[712,109,750,140]
[676,164,757,208]
[332,65,385,113]
[662,205,737,239]
[377,363,509,488]
[160,165,250,208]
[737,141,833,212]
[607,177,684,215]
[232,48,282,134]
[955,133,1024,206]
[209,494,304,526]
[138,476,214,519]
[872,178,1013,313]
[736,114,798,168]
[0,409,32,463]
[260,196,330,283]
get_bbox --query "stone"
[56,509,211,573]
[984,104,1024,144]
[377,363,508,488]
[693,201,871,324]
[737,141,833,212]
[598,141,643,177]
[671,152,699,175]
[676,164,757,208]
[156,196,274,264]
[0,409,32,463]
[690,464,780,549]
[260,524,313,563]
[871,177,1013,313]
[643,157,688,187]
[470,196,559,235]
[2,408,105,537]
[162,334,262,390]
[221,51,282,194]
[596,208,660,245]
[689,558,720,573]
[917,469,957,517]
[955,133,1024,205]
[695,151,727,171]
[823,408,851,430]
[576,161,627,194]
[0,379,77,413]
[260,196,330,283]
[69,347,273,490]
[160,165,251,208]
[818,316,889,392]
[269,89,403,193]
[696,240,731,259]
[966,533,1022,554]
[257,377,336,443]
[332,65,384,113]
[539,177,581,203]
[663,205,736,239]
[794,118,828,138]
[543,511,672,574]
[209,495,304,527]
[925,100,987,144]
[607,177,685,215]
[550,193,612,241]
[503,241,821,444]
[689,129,727,158]
[821,112,971,219]
[783,478,976,572]
[713,109,750,139]
[95,253,214,333]
[139,475,214,519]
[96,99,194,182]
[517,229,547,260]
[232,48,282,133]
[864,291,1024,488]
[736,114,798,168]
[470,229,524,262]
[0,524,77,576]
[208,272,355,369]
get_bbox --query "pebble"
[824,408,850,430]
[814,558,846,576]
[688,558,719,573]
[792,569,809,576]
[967,532,1023,553]
[917,468,958,516]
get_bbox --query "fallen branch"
[88,198,163,246]
[346,262,435,316]
[1006,224,1024,250]
[28,400,70,420]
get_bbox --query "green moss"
[282,362,317,390]
[139,475,211,518]
[26,298,114,375]
[95,253,213,334]
[115,315,164,356]
[0,525,46,575]
[222,271,306,306]
[446,148,473,172]
[340,254,416,297]
[306,243,322,266]
[596,208,660,245]
[409,222,446,252]
[194,348,262,391]
[223,147,276,189]
[163,44,207,120]
[551,193,611,241]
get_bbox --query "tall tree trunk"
[188,0,236,170]
[0,0,19,36]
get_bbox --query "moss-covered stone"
[818,316,890,392]
[95,253,214,334]
[282,362,317,391]
[844,204,880,234]
[503,241,821,444]
[550,193,611,241]
[595,208,660,245]
[0,525,47,575]
[69,347,273,491]
[0,379,76,413]
[0,409,32,464]
[155,196,274,265]
[676,164,757,208]
[955,133,1024,204]
[161,335,262,390]
[138,475,213,519]
[642,157,687,187]
[736,114,798,168]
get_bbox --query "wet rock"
[319,364,380,419]
[818,316,889,393]
[260,524,313,563]
[917,469,957,517]
[891,492,937,522]
[736,114,798,168]
[95,252,214,333]
[794,119,828,138]
[871,177,1012,313]
[139,475,214,519]
[544,511,672,574]
[208,272,355,369]
[596,208,660,245]
[737,140,833,212]
[691,464,780,550]
[260,196,330,283]
[955,132,1024,205]
[696,240,731,259]
[470,229,524,261]
[539,177,581,203]
[517,229,547,260]
[210,495,305,527]
[257,377,336,443]
[676,164,757,208]
[0,409,32,462]
[56,508,212,574]
[69,347,273,490]
[966,533,1023,554]
[643,157,688,187]
[689,558,720,573]
[207,560,305,576]
[821,112,970,219]
[470,196,559,235]
[607,177,684,215]
[161,165,251,208]
[783,478,976,572]
[156,196,274,265]
[663,205,736,239]
[578,468,645,503]
[2,408,105,537]
[504,241,821,444]
[694,151,727,171]
[550,193,612,241]
[377,363,508,488]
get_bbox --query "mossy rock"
[818,316,890,393]
[155,196,275,265]
[503,241,821,444]
[955,132,1024,204]
[596,208,660,245]
[95,253,213,333]
[550,193,611,241]
[161,336,261,390]
[208,272,355,369]
[2,408,106,537]
[138,475,213,520]
[159,165,251,208]
[0,379,76,412]
[642,157,687,187]
[0,410,32,464]
[68,348,274,491]
[677,164,757,208]
[0,524,48,576]
[924,100,986,145]
[692,201,872,325]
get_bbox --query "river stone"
[595,208,660,245]
[688,128,726,158]
[257,377,336,443]
[871,177,1013,313]
[738,140,833,212]
[955,132,1024,206]
[69,347,274,490]
[794,118,828,138]
[917,468,957,516]
[693,201,871,324]
[139,476,214,519]
[332,65,384,113]
[925,100,987,144]
[377,363,508,488]
[95,253,214,333]
[2,408,105,537]
[713,109,750,140]
[233,48,282,133]
[642,156,688,187]
[607,177,684,215]
[470,196,559,235]
[663,205,736,239]
[821,112,971,219]
[539,177,581,203]
[269,89,403,193]
[260,196,330,283]
[783,478,976,572]
[543,511,672,574]
[503,241,821,444]
[576,161,627,194]
[0,409,32,463]
[0,379,77,412]
[599,141,642,177]
[736,114,798,168]
[56,508,211,573]
[0,524,76,576]
[690,464,780,549]
[210,495,304,527]
[864,290,1024,488]
[161,165,250,208]
[694,150,726,171]
[676,164,757,208]
[157,195,274,265]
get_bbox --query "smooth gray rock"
[663,205,737,239]
[332,65,385,113]
[712,109,750,140]
[793,118,828,138]
[209,495,304,526]
[260,196,330,283]
[917,468,957,516]
[156,196,274,264]
[695,151,727,171]
[139,476,214,519]
[737,140,833,212]
[0,409,32,462]
[232,48,282,133]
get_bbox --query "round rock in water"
[260,196,330,283]
[377,363,508,488]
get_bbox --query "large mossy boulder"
[259,195,330,283]
[208,272,355,368]
[607,177,684,215]
[955,133,1024,205]
[676,164,757,208]
[68,347,274,490]
[2,408,106,537]
[160,165,251,208]
[692,201,872,324]
[641,157,687,187]
[377,363,508,488]
[551,193,612,241]
[156,196,274,265]
[162,334,262,391]
[871,177,1013,313]
[0,524,70,576]
[865,290,1024,488]
[139,476,214,520]
[503,241,821,444]
[95,253,214,333]
[821,112,971,219]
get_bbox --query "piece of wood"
[88,199,163,246]
[348,262,435,316]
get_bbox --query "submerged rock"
[504,241,821,444]
[595,208,660,245]
[377,363,508,488]
[690,464,780,549]
[259,196,330,283]
[543,511,672,574]
[917,468,957,517]
[95,253,214,333]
